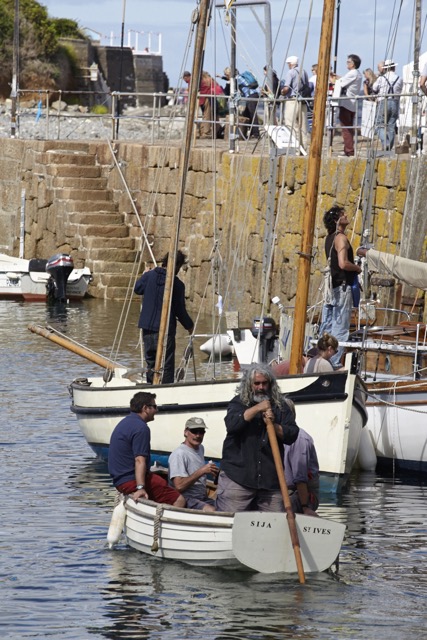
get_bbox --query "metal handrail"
[8,87,424,152]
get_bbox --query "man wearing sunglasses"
[109,391,186,507]
[168,417,219,512]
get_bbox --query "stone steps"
[44,146,138,299]
[87,247,137,262]
[89,260,136,275]
[52,176,108,190]
[67,211,125,226]
[62,199,118,213]
[55,187,112,201]
[47,164,102,178]
[83,236,136,250]
[65,222,131,238]
[93,273,136,287]
[45,149,95,165]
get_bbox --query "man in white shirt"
[338,53,362,156]
[372,59,403,151]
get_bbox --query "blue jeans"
[375,99,399,150]
[320,285,352,368]
[142,330,176,384]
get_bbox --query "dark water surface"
[1,299,426,640]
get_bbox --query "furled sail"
[366,249,427,290]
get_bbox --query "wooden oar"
[265,416,306,584]
[28,323,123,370]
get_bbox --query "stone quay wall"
[0,139,408,323]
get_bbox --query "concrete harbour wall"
[0,139,410,323]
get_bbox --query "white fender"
[356,427,377,472]
[107,500,126,548]
[199,334,233,357]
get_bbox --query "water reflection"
[96,550,326,640]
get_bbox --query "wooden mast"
[152,0,211,384]
[288,0,335,374]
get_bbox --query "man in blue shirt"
[109,391,186,506]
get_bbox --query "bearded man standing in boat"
[319,205,361,368]
[134,250,194,384]
[108,391,186,507]
[215,364,299,512]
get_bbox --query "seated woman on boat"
[303,332,338,374]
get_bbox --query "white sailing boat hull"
[70,368,367,492]
[122,498,345,574]
[365,381,427,472]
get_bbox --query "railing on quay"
[5,87,424,155]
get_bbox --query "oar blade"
[232,512,345,574]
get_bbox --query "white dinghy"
[110,497,345,575]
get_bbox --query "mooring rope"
[151,503,164,553]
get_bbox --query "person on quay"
[283,401,319,517]
[168,417,218,512]
[261,65,281,125]
[319,205,361,369]
[134,250,194,384]
[372,59,403,152]
[280,55,309,152]
[303,332,339,374]
[217,66,231,96]
[363,68,378,99]
[337,53,362,156]
[199,70,225,139]
[236,68,260,139]
[215,363,300,513]
[108,391,186,507]
[309,64,318,94]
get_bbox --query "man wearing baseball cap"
[168,417,218,511]
[280,55,309,152]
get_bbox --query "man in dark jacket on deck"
[134,250,194,384]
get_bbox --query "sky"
[41,1,426,87]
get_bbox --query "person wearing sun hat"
[372,59,403,151]
[168,417,218,511]
[280,54,309,152]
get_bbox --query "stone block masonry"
[0,139,410,323]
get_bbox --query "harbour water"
[1,298,426,640]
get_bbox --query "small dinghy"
[0,252,92,301]
[107,496,345,575]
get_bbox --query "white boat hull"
[365,380,427,472]
[70,367,367,492]
[0,253,92,300]
[122,498,346,574]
